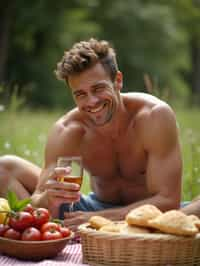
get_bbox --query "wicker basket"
[78,223,200,266]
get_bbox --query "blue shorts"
[59,192,121,220]
[180,201,190,208]
[59,194,191,220]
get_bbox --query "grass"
[176,108,200,200]
[0,107,200,200]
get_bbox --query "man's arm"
[30,167,54,208]
[31,121,66,211]
[103,103,182,217]
[31,117,84,217]
[132,103,182,211]
[181,198,200,218]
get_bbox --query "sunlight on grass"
[0,110,60,166]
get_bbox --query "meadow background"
[1,1,200,201]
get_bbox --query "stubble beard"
[90,100,115,127]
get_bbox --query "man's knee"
[0,155,20,171]
[0,155,22,184]
[0,155,19,194]
[0,155,40,193]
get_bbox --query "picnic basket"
[78,223,200,266]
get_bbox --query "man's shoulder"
[123,92,171,120]
[50,108,86,141]
[123,92,177,137]
[123,92,163,107]
[125,94,178,151]
[45,108,86,158]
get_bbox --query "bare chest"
[81,130,147,181]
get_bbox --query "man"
[0,38,182,231]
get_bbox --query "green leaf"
[7,190,18,210]
[6,190,31,212]
[51,218,63,226]
[15,198,32,212]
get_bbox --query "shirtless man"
[0,38,182,231]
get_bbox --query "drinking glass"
[57,156,83,212]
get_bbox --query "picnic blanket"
[0,244,89,266]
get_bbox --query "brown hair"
[55,38,118,82]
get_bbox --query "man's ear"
[115,71,123,91]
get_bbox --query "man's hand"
[63,211,93,232]
[44,166,81,218]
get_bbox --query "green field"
[176,108,200,200]
[0,107,200,200]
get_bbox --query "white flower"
[194,167,199,173]
[0,105,5,112]
[24,149,31,156]
[4,142,11,149]
[33,151,39,157]
[38,134,46,143]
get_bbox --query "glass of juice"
[57,156,83,212]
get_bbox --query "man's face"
[68,63,122,127]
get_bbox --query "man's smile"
[86,102,108,113]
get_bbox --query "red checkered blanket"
[0,244,89,265]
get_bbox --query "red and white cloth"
[0,244,89,266]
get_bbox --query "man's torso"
[56,93,164,205]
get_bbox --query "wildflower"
[4,142,11,149]
[194,167,199,173]
[0,105,5,112]
[33,151,39,157]
[38,134,46,143]
[24,149,31,156]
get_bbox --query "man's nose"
[86,94,99,106]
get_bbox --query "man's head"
[56,39,123,127]
[55,38,118,82]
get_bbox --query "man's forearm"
[31,190,48,208]
[93,194,179,221]
[181,199,200,218]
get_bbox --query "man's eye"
[75,93,86,99]
[95,87,104,93]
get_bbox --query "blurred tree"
[0,1,14,82]
[1,0,200,107]
[78,0,190,102]
[170,0,200,104]
[1,0,99,108]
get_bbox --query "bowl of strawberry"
[0,192,74,260]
